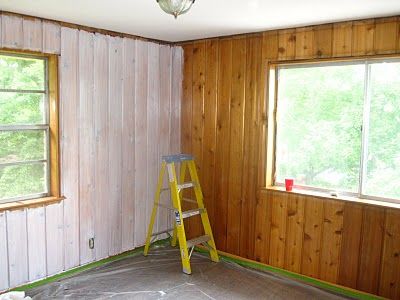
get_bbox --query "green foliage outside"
[0,54,47,201]
[276,61,400,199]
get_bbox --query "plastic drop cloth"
[26,245,350,299]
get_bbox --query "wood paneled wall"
[181,16,400,298]
[0,13,182,291]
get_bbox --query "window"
[0,51,60,205]
[272,58,400,202]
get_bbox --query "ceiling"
[0,0,399,42]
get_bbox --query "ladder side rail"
[167,162,192,274]
[187,160,219,262]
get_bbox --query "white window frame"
[271,57,400,204]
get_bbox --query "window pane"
[0,92,45,125]
[0,163,47,201]
[0,54,45,90]
[0,130,46,163]
[364,61,400,199]
[276,64,364,192]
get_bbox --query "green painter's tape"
[12,239,170,292]
[10,239,382,300]
[195,247,383,300]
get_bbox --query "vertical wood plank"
[352,20,375,56]
[374,17,399,54]
[0,212,9,291]
[7,210,28,287]
[45,202,64,275]
[226,37,246,255]
[338,202,363,289]
[379,209,400,299]
[214,39,232,251]
[202,39,218,230]
[22,17,42,52]
[239,35,260,259]
[314,24,333,58]
[301,197,323,278]
[134,40,148,246]
[78,30,95,264]
[263,31,279,61]
[181,44,193,235]
[284,194,305,273]
[147,43,160,238]
[295,27,314,59]
[108,36,123,255]
[1,14,23,49]
[278,29,296,60]
[159,45,172,234]
[27,207,46,281]
[254,190,272,263]
[170,46,182,157]
[60,27,80,270]
[357,206,385,294]
[332,22,353,57]
[93,33,110,259]
[190,41,206,238]
[320,200,344,283]
[269,193,288,268]
[42,21,61,54]
[121,38,136,251]
[170,46,183,229]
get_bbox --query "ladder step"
[186,235,211,248]
[182,208,204,219]
[177,181,196,190]
[151,228,174,237]
[182,197,197,204]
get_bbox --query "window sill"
[263,186,400,210]
[0,196,65,212]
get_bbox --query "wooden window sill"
[0,196,65,212]
[263,186,400,210]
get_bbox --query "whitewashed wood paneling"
[121,38,136,252]
[0,12,182,292]
[22,17,43,52]
[0,212,9,290]
[6,210,28,287]
[134,40,149,247]
[1,14,23,48]
[45,202,64,276]
[27,207,47,281]
[78,30,96,265]
[93,33,110,260]
[60,27,80,271]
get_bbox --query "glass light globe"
[157,0,196,19]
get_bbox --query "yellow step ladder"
[143,154,219,274]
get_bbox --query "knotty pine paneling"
[0,12,182,292]
[181,15,400,299]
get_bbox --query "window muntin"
[274,58,400,202]
[0,53,49,203]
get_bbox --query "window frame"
[267,55,400,205]
[0,49,61,208]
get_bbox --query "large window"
[0,51,60,204]
[274,58,400,202]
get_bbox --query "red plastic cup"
[285,178,294,192]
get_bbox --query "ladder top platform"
[162,154,194,163]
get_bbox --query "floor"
[27,245,349,299]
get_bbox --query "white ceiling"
[0,0,399,42]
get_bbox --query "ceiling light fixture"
[156,0,196,19]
